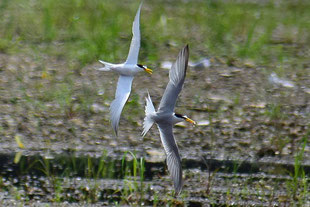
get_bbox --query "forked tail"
[97,60,113,71]
[142,91,155,137]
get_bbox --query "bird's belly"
[115,66,139,76]
[153,113,173,124]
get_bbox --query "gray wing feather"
[157,123,183,195]
[158,45,189,113]
[125,2,143,65]
[110,75,134,136]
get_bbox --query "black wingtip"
[182,45,189,70]
[174,182,183,196]
[114,130,118,137]
[112,124,118,137]
[183,44,189,53]
[182,44,189,53]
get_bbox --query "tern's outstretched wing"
[158,45,189,113]
[157,123,183,195]
[125,2,143,65]
[110,75,134,136]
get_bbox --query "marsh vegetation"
[0,0,310,206]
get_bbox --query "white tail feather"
[142,92,155,137]
[97,60,113,71]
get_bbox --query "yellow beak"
[144,68,153,75]
[185,117,196,125]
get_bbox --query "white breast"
[113,64,141,76]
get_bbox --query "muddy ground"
[1,49,309,159]
[0,45,310,206]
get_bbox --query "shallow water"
[1,152,309,206]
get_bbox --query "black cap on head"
[137,64,144,68]
[174,113,185,119]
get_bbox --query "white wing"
[158,45,189,113]
[125,2,143,65]
[157,123,183,195]
[110,75,134,136]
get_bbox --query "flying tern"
[97,2,152,136]
[142,45,196,195]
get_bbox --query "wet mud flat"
[1,43,310,206]
[0,151,310,206]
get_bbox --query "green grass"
[120,151,146,206]
[1,150,309,205]
[1,0,309,125]
[0,0,309,67]
[286,135,309,204]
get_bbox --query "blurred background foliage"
[0,0,309,67]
